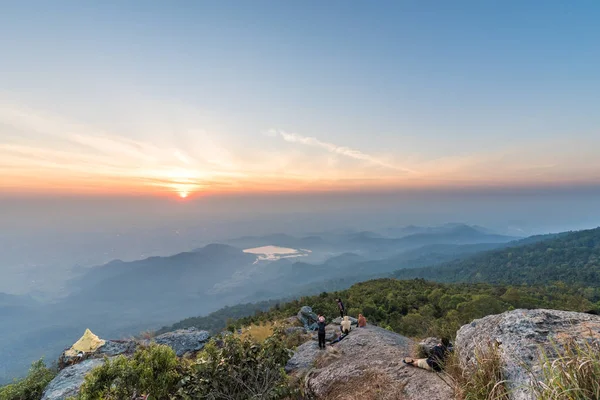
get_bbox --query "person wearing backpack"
[403,338,452,372]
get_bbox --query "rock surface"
[42,359,105,400]
[152,327,210,356]
[58,339,137,368]
[331,316,358,325]
[297,306,319,331]
[285,340,322,373]
[96,339,138,357]
[456,309,600,400]
[285,326,307,336]
[287,325,454,399]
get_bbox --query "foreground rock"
[456,309,600,400]
[287,325,454,400]
[42,359,106,400]
[152,327,210,356]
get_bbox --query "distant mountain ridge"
[393,227,600,287]
[225,223,519,259]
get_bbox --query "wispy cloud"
[269,129,415,173]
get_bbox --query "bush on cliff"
[76,344,180,400]
[0,360,56,400]
[176,331,293,399]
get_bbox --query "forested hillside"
[166,278,598,340]
[392,227,600,290]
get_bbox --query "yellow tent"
[64,329,106,357]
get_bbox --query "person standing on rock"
[317,316,327,350]
[335,298,345,318]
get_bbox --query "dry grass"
[532,339,600,400]
[444,342,509,400]
[137,330,155,340]
[239,322,276,342]
[284,330,312,349]
[321,369,406,400]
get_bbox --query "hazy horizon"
[1,2,599,293]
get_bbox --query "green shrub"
[76,344,180,400]
[177,332,293,399]
[0,359,56,400]
[533,339,600,400]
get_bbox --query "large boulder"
[58,338,137,369]
[96,339,137,357]
[152,327,210,356]
[42,358,105,400]
[456,309,600,400]
[297,306,319,331]
[288,325,454,399]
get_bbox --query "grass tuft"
[532,339,600,400]
[444,342,509,400]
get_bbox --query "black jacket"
[317,321,326,334]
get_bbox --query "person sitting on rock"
[340,316,352,334]
[357,314,367,327]
[403,337,451,372]
[317,315,327,350]
[335,298,345,318]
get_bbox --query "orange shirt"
[358,315,367,327]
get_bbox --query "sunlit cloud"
[269,129,415,173]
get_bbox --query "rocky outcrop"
[331,316,358,325]
[287,325,454,400]
[96,339,138,357]
[41,359,106,400]
[58,339,137,368]
[297,306,319,331]
[456,309,600,400]
[152,327,210,356]
[285,340,322,373]
[285,326,307,335]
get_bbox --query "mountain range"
[5,222,587,385]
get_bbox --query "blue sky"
[1,1,599,196]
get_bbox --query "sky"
[1,1,599,199]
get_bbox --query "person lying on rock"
[330,331,348,345]
[340,316,352,334]
[403,337,451,372]
[357,314,367,327]
[317,315,327,350]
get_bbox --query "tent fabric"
[64,328,105,356]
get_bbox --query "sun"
[178,191,189,198]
